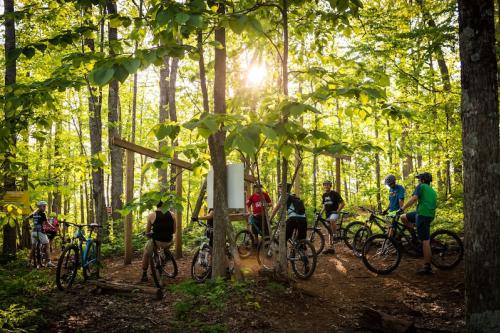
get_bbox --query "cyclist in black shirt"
[321,180,344,254]
[141,202,176,282]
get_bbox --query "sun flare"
[246,64,267,87]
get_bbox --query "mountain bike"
[235,215,270,258]
[306,209,363,254]
[257,218,317,279]
[56,222,102,291]
[145,233,178,288]
[351,206,391,257]
[361,212,463,275]
[191,219,234,283]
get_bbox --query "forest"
[0,0,499,332]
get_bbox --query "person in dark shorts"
[399,172,437,275]
[141,202,176,282]
[321,180,345,254]
[270,183,307,242]
[43,212,59,254]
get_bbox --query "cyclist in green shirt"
[398,172,437,275]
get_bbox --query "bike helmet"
[416,172,432,184]
[322,180,332,186]
[384,174,396,186]
[37,200,48,207]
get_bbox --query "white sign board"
[207,163,245,209]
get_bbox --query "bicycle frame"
[66,223,99,268]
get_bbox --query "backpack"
[287,194,306,215]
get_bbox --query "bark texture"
[458,1,500,332]
[106,0,124,235]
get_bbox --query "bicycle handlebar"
[62,222,103,229]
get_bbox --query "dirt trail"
[47,243,464,332]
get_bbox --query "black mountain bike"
[257,218,317,279]
[306,209,363,254]
[361,212,463,275]
[191,219,234,283]
[145,233,178,288]
[351,206,391,257]
[31,230,49,268]
[235,215,270,258]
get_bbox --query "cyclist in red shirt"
[246,182,272,243]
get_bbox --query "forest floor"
[33,244,464,333]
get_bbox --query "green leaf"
[156,10,170,26]
[122,58,141,74]
[89,66,115,86]
[208,40,225,50]
[248,16,263,33]
[229,15,248,34]
[113,65,129,83]
[351,0,363,8]
[22,47,36,59]
[175,13,190,25]
[188,15,203,28]
[154,123,181,141]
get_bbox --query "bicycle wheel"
[56,245,79,291]
[150,248,178,288]
[82,241,100,280]
[430,229,463,270]
[352,226,372,258]
[362,234,401,275]
[398,226,419,257]
[257,237,278,270]
[306,227,325,254]
[290,239,317,280]
[191,245,212,283]
[235,230,255,258]
[344,221,365,250]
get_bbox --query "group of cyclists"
[26,170,436,280]
[138,171,437,282]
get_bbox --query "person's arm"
[171,211,176,234]
[198,210,214,221]
[336,192,345,212]
[145,212,155,233]
[401,185,419,211]
[246,195,252,209]
[264,192,272,207]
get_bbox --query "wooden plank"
[112,136,256,182]
[88,280,163,299]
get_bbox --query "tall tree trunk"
[158,56,170,188]
[276,0,289,277]
[374,115,381,211]
[458,1,500,332]
[168,57,183,258]
[197,31,210,113]
[106,0,123,239]
[86,33,107,236]
[52,121,62,214]
[208,4,230,278]
[2,0,17,259]
[124,0,142,264]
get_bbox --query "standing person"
[382,174,405,214]
[246,182,272,242]
[43,212,59,255]
[28,201,54,268]
[398,172,437,275]
[321,180,344,254]
[270,183,307,242]
[140,202,175,282]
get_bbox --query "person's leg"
[40,233,53,267]
[30,232,37,266]
[141,240,153,280]
[416,215,432,274]
[285,218,294,241]
[402,212,416,230]
[297,218,307,241]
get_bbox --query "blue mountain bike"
[56,222,102,291]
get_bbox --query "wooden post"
[335,157,341,193]
[124,149,133,265]
[175,172,182,259]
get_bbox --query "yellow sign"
[2,191,31,215]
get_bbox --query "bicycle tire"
[82,241,100,280]
[257,236,278,270]
[352,226,372,258]
[235,230,255,258]
[362,234,401,275]
[290,239,317,280]
[430,229,463,270]
[56,245,79,291]
[191,245,212,283]
[344,221,365,250]
[306,227,325,254]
